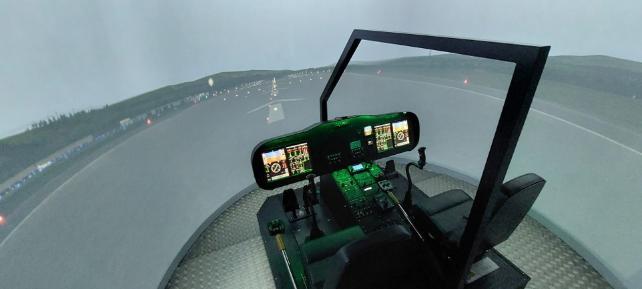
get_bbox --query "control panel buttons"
[327,152,343,165]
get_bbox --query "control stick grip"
[306,174,316,189]
[418,147,427,169]
[276,234,286,251]
[306,174,319,205]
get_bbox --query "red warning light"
[146,118,152,125]
[0,214,6,225]
[464,79,469,85]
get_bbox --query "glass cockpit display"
[252,112,419,189]
[262,148,290,182]
[285,143,313,176]
[372,120,410,153]
[262,142,312,182]
[363,126,373,136]
[374,123,393,153]
[392,120,410,147]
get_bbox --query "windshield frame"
[319,29,550,289]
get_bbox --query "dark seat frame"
[414,173,546,261]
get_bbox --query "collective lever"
[384,188,425,243]
[305,174,324,240]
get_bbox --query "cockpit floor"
[166,163,612,289]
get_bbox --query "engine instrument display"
[374,123,393,153]
[285,143,312,176]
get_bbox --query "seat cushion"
[416,189,472,216]
[428,200,473,247]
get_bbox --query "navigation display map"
[374,123,393,153]
[262,149,290,182]
[392,120,410,147]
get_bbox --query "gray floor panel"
[185,182,305,261]
[168,168,612,289]
[169,237,275,289]
[496,217,611,289]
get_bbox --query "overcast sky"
[1,0,641,138]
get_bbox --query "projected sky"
[1,0,641,137]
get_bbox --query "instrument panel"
[251,112,419,189]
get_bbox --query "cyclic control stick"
[403,147,427,209]
[267,219,299,289]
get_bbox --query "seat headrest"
[501,173,546,197]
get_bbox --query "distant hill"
[540,55,642,98]
[350,54,642,99]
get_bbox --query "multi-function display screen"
[373,120,410,153]
[392,120,410,147]
[374,123,393,153]
[363,126,373,136]
[262,142,312,182]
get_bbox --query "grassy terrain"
[0,69,292,183]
